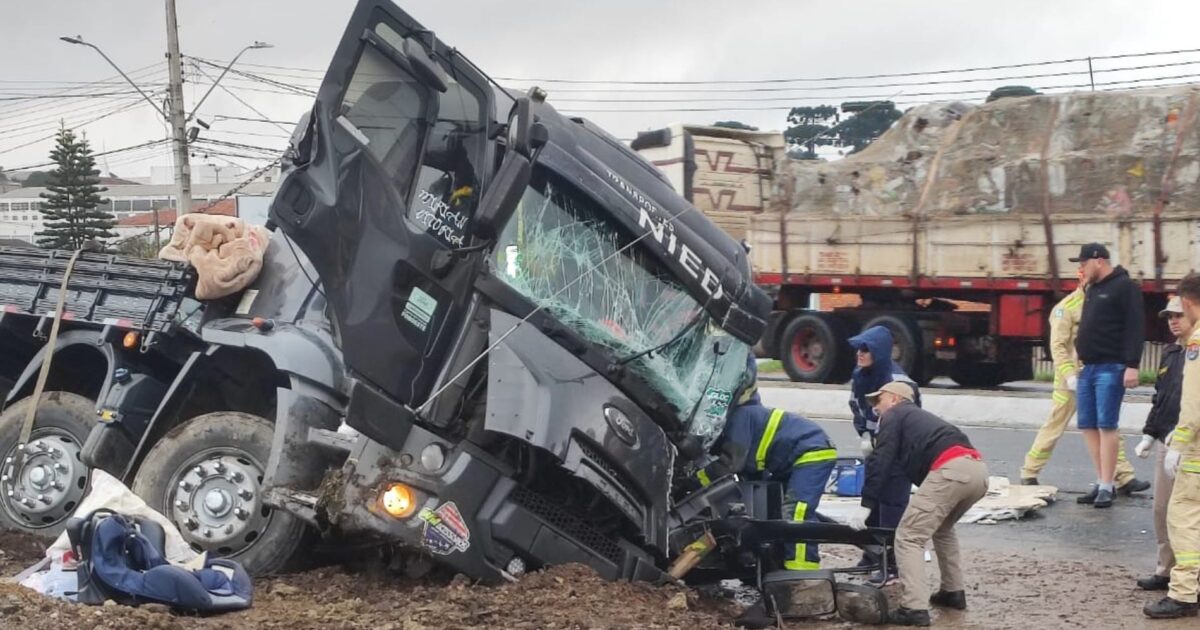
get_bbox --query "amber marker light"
[380,482,417,518]
[123,331,140,349]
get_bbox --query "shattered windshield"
[492,169,750,445]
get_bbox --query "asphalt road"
[811,416,1164,571]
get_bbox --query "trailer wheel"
[862,315,929,386]
[0,392,95,538]
[780,313,852,384]
[132,412,311,576]
[949,364,1005,388]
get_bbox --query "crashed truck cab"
[267,0,770,582]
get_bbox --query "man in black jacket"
[1134,296,1192,591]
[847,382,989,627]
[1072,242,1146,508]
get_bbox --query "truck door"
[270,0,494,407]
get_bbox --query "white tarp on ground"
[818,476,1058,525]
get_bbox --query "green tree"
[114,235,159,259]
[36,126,115,249]
[712,120,759,131]
[22,171,51,187]
[784,105,838,158]
[833,101,902,153]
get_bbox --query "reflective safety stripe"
[1174,428,1194,444]
[756,409,785,471]
[1057,362,1076,376]
[697,469,711,487]
[795,448,838,467]
[1052,391,1071,405]
[1064,295,1083,310]
[1028,448,1051,460]
[1175,552,1200,567]
[1180,461,1200,474]
[784,501,819,571]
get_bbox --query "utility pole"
[165,0,193,215]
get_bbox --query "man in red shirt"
[847,382,989,627]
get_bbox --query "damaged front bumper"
[321,422,663,584]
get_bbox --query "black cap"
[1069,242,1110,263]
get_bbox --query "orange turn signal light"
[380,482,417,519]
[122,331,140,349]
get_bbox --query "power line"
[188,60,296,135]
[494,46,1200,85]
[5,139,170,172]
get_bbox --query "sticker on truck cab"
[418,500,471,555]
[401,287,437,331]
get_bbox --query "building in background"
[0,181,277,243]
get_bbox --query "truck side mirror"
[473,95,549,240]
[401,37,448,93]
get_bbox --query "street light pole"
[164,0,192,215]
[58,36,164,117]
[187,41,272,122]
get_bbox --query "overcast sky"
[3,0,1200,177]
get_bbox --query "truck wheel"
[132,412,311,576]
[0,392,95,538]
[862,315,929,386]
[950,364,1005,388]
[780,313,852,384]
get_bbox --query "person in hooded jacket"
[695,355,838,571]
[848,325,921,583]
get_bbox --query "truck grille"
[509,485,624,564]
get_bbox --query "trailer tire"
[862,315,929,386]
[132,412,312,576]
[0,392,95,539]
[780,313,852,384]
[950,364,1005,388]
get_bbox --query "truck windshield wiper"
[613,310,707,367]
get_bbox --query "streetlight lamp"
[186,41,273,122]
[59,36,165,118]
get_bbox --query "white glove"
[1066,375,1078,392]
[847,506,872,531]
[1135,435,1155,459]
[860,436,874,456]
[1164,449,1182,480]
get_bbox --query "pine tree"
[36,125,115,249]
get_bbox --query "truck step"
[264,487,321,527]
[307,427,356,454]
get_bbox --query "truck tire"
[949,364,1005,388]
[0,392,95,538]
[132,412,312,576]
[780,313,852,384]
[862,315,930,386]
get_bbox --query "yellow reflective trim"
[1174,428,1194,444]
[756,409,784,471]
[697,469,711,487]
[1028,448,1051,460]
[785,501,816,570]
[795,448,838,466]
[1057,363,1075,375]
[1052,391,1071,405]
[1180,462,1200,474]
[1175,552,1200,567]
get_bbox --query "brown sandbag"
[159,213,271,300]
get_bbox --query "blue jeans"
[1076,363,1125,430]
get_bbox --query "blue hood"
[848,325,894,377]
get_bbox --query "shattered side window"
[492,169,750,444]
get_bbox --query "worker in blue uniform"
[697,355,838,570]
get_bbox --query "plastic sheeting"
[494,177,749,445]
[778,86,1200,218]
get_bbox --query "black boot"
[889,607,932,626]
[1136,574,1171,591]
[1020,477,1039,486]
[1118,478,1151,495]
[930,589,967,610]
[1143,596,1199,619]
[1077,485,1098,504]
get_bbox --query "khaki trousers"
[1167,464,1200,603]
[896,456,989,611]
[1020,388,1136,486]
[1153,442,1177,577]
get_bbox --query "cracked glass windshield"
[492,169,750,444]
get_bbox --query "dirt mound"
[0,530,46,576]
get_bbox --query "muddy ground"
[0,535,1195,630]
